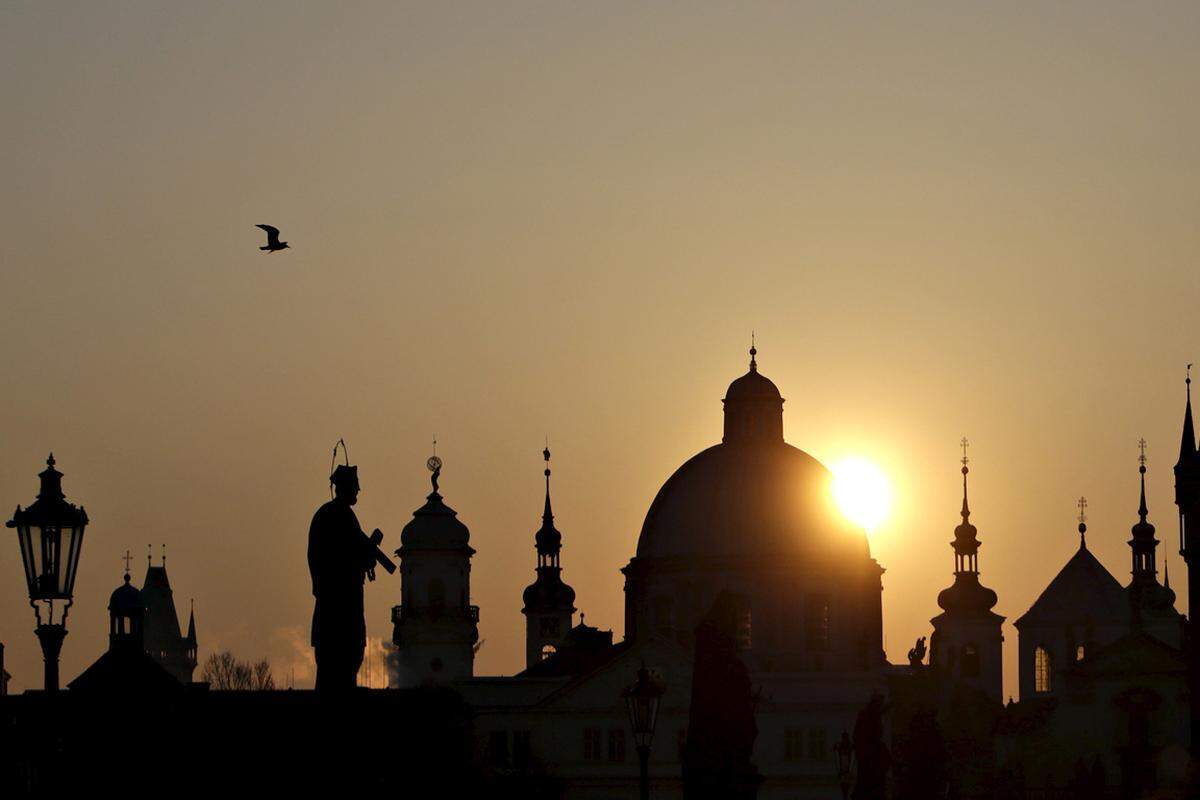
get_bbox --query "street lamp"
[623,663,666,800]
[7,454,88,691]
[834,730,854,800]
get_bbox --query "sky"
[2,1,1200,696]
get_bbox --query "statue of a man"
[308,464,384,691]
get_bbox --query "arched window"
[1076,644,1085,662]
[1034,646,1052,693]
[540,645,557,661]
[961,644,981,677]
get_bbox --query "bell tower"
[393,451,479,687]
[930,440,1005,703]
[521,448,576,668]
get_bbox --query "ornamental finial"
[749,332,757,372]
[426,437,443,494]
[1077,496,1088,547]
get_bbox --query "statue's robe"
[308,499,378,689]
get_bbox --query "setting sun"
[831,457,893,533]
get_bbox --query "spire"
[1130,439,1159,583]
[1181,365,1196,462]
[533,447,563,566]
[950,438,981,575]
[749,332,757,373]
[1077,496,1089,550]
[186,599,197,645]
[543,445,554,523]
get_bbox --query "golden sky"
[2,2,1199,696]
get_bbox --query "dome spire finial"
[1077,496,1089,549]
[543,442,553,523]
[1138,437,1149,520]
[749,331,757,372]
[426,436,443,496]
[960,437,971,520]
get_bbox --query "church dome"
[635,349,867,561]
[109,574,143,613]
[522,575,577,610]
[400,490,472,551]
[635,440,864,560]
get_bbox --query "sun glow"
[831,457,893,533]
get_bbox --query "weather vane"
[427,436,443,493]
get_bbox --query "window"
[961,644,980,678]
[583,727,603,761]
[806,594,830,651]
[653,595,674,635]
[608,728,627,762]
[1076,644,1085,662]
[784,728,804,762]
[808,728,828,761]
[1034,646,1052,693]
[513,731,532,770]
[540,645,557,661]
[488,731,509,767]
[540,617,561,637]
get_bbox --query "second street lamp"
[7,454,89,691]
[623,663,666,800]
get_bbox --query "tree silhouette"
[201,650,275,690]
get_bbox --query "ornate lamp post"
[7,454,88,691]
[623,663,665,800]
[834,730,855,800]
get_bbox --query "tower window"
[428,578,446,611]
[961,644,980,678]
[1076,644,1085,662]
[540,617,561,637]
[1034,646,1052,693]
[540,645,557,661]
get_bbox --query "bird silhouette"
[255,224,290,253]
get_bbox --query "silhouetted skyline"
[2,2,1200,703]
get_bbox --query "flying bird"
[255,224,289,253]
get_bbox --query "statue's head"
[330,464,360,505]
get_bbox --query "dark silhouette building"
[929,447,1005,703]
[522,448,577,669]
[139,551,198,683]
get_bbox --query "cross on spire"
[1077,496,1088,524]
[960,437,970,468]
[122,549,132,575]
[1139,437,1148,467]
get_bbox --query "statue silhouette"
[852,691,891,800]
[683,591,761,800]
[308,463,385,691]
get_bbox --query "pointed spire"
[186,599,197,644]
[960,437,971,521]
[542,445,554,523]
[1181,365,1196,462]
[1138,438,1149,521]
[1077,496,1089,549]
[749,333,758,373]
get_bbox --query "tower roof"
[722,345,785,444]
[523,447,576,612]
[1179,367,1196,465]
[1014,543,1128,628]
[535,447,562,554]
[400,459,473,552]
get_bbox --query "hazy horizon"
[3,1,1200,697]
